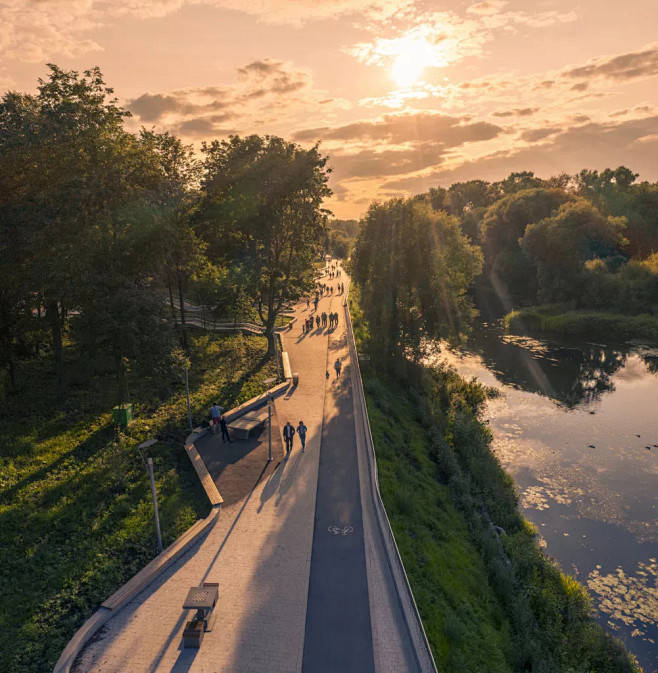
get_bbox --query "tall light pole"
[263,377,276,462]
[184,367,193,432]
[138,439,163,554]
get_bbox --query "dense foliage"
[0,66,331,395]
[414,168,658,319]
[352,198,483,366]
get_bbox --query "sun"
[391,37,436,87]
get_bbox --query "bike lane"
[301,308,376,672]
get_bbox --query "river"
[441,319,658,672]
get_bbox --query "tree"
[353,199,482,368]
[197,135,332,354]
[0,65,132,394]
[521,200,627,303]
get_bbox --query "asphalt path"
[301,327,375,673]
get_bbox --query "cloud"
[467,1,508,16]
[520,127,561,142]
[493,107,538,118]
[563,44,658,82]
[293,111,502,146]
[380,116,658,193]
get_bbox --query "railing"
[343,280,439,673]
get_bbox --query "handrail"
[343,279,439,673]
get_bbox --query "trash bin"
[292,372,299,386]
[112,403,133,426]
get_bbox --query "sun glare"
[391,37,436,87]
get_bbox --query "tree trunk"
[46,298,65,396]
[176,267,188,351]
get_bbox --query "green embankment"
[505,305,658,343]
[350,286,639,673]
[0,331,276,673]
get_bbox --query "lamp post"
[184,366,193,432]
[138,439,163,554]
[263,377,276,462]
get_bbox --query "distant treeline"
[0,65,331,399]
[352,168,658,363]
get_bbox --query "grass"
[350,284,640,673]
[505,305,658,343]
[0,330,276,673]
[363,375,513,672]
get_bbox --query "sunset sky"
[3,0,658,218]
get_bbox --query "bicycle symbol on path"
[328,525,354,536]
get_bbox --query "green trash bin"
[113,403,133,427]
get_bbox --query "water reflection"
[443,320,658,672]
[464,323,658,408]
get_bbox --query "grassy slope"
[506,305,658,343]
[0,330,276,673]
[364,375,512,672]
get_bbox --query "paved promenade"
[73,269,420,673]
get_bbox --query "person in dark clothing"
[297,421,307,452]
[219,414,232,443]
[283,421,295,453]
[316,315,320,329]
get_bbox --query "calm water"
[441,323,658,672]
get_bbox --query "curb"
[343,284,439,673]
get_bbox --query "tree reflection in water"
[463,324,634,408]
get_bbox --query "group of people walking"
[301,311,339,334]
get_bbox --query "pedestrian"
[297,420,307,452]
[283,421,295,453]
[329,312,333,328]
[219,413,232,443]
[316,315,320,329]
[334,312,339,327]
[314,297,319,311]
[306,298,310,309]
[209,402,223,434]
[322,311,327,327]
[334,357,342,379]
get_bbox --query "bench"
[228,407,269,440]
[281,351,292,380]
[182,582,219,648]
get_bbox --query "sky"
[2,0,658,218]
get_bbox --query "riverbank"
[505,305,658,344]
[350,285,640,673]
[0,330,276,673]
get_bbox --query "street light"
[138,439,163,554]
[263,377,277,462]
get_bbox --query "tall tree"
[353,199,482,368]
[0,65,131,394]
[197,135,332,354]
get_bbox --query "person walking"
[314,296,319,311]
[316,315,321,329]
[306,298,310,309]
[297,420,307,452]
[334,311,339,327]
[334,357,342,379]
[219,413,232,443]
[209,402,223,434]
[283,421,295,453]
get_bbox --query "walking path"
[72,268,422,673]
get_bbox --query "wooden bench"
[228,407,269,440]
